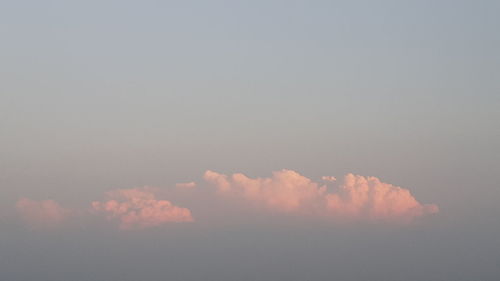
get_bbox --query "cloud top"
[326,173,439,221]
[91,187,194,230]
[204,169,327,213]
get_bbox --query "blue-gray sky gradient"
[1,1,499,280]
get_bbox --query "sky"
[1,1,499,280]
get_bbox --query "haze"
[1,1,499,280]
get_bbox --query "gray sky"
[1,1,499,280]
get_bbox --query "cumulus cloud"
[204,170,438,221]
[204,170,231,192]
[91,187,194,230]
[14,170,438,229]
[326,174,439,221]
[204,170,327,213]
[16,198,70,228]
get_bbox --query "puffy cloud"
[204,170,327,213]
[91,187,194,230]
[204,170,438,221]
[326,174,439,222]
[14,171,438,229]
[16,198,70,228]
[175,181,197,189]
[203,170,231,192]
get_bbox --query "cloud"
[91,187,194,230]
[14,170,438,229]
[204,170,231,192]
[204,170,327,213]
[175,181,197,189]
[16,198,70,228]
[321,176,337,182]
[204,170,438,221]
[326,173,439,222]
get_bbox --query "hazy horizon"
[1,1,499,280]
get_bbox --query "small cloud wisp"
[16,198,71,229]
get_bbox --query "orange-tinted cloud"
[91,187,194,230]
[204,170,438,221]
[16,198,70,228]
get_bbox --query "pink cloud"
[91,187,194,230]
[204,170,438,222]
[16,198,70,228]
[204,170,327,213]
[321,176,337,182]
[326,174,439,222]
[175,181,197,189]
[204,170,231,192]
